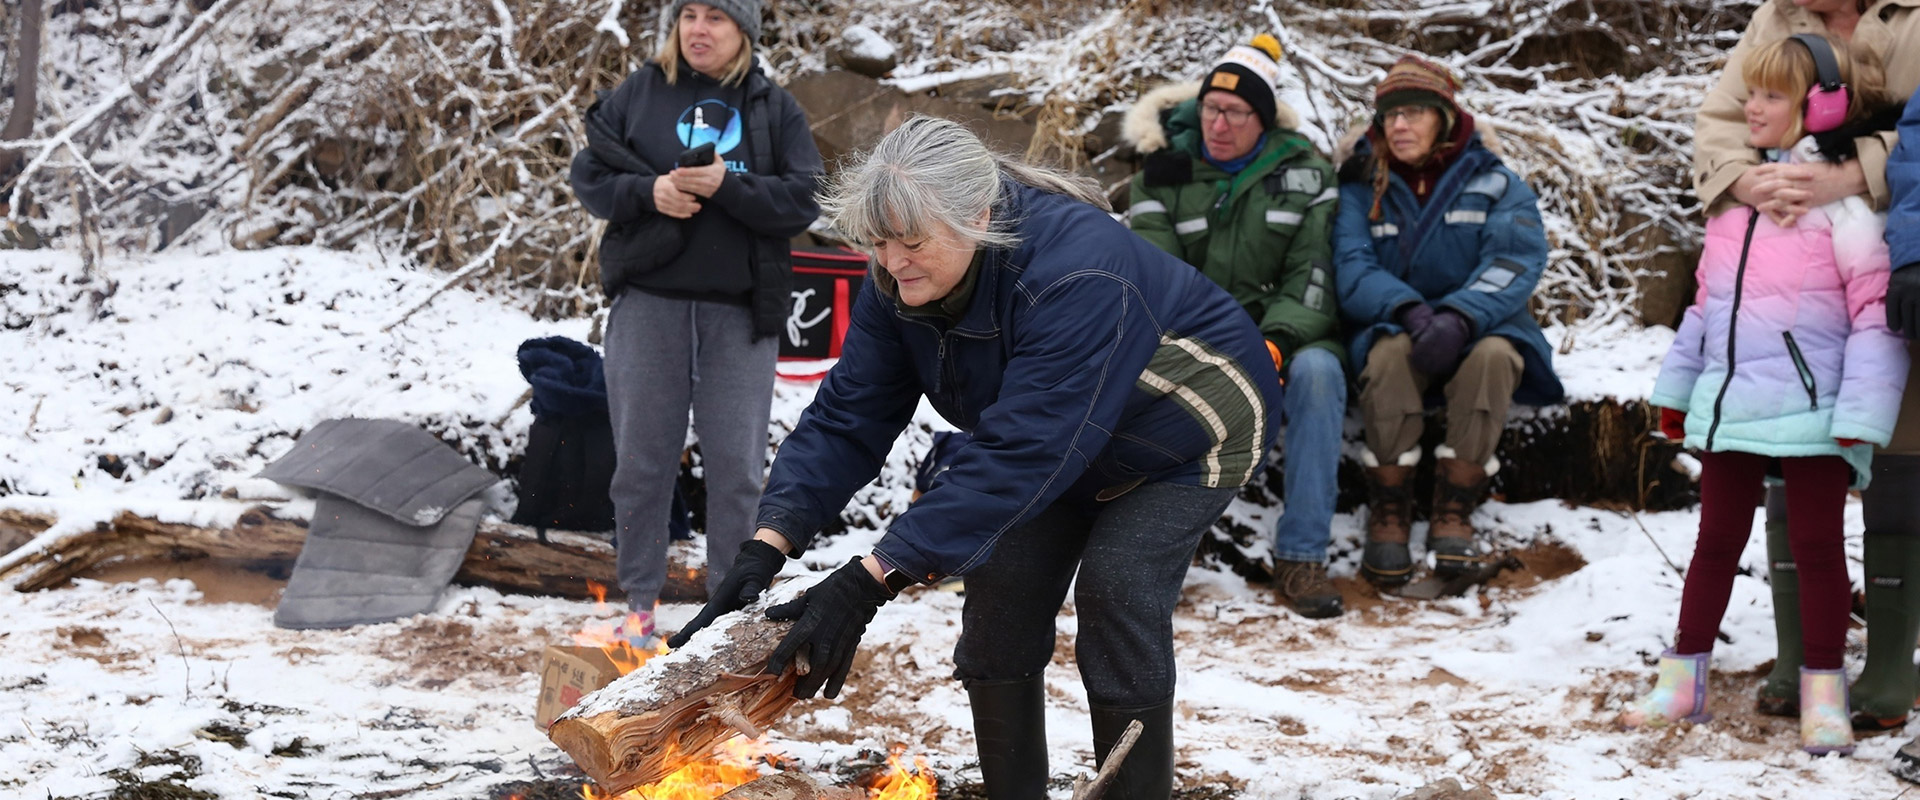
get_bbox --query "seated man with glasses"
[1121,33,1347,619]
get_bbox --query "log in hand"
[653,173,703,219]
[763,556,893,700]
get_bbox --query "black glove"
[1409,309,1472,375]
[665,539,786,649]
[763,557,893,700]
[1888,264,1920,340]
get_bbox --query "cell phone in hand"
[677,142,717,168]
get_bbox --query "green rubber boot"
[1756,484,1801,717]
[1851,455,1920,733]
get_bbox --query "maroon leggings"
[1675,451,1851,669]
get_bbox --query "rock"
[929,73,1021,110]
[786,70,1036,172]
[827,25,896,78]
[1399,778,1497,800]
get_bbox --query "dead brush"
[14,0,1750,327]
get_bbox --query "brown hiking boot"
[1362,460,1416,586]
[1274,559,1344,619]
[1431,447,1493,579]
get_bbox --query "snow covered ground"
[1,248,1909,799]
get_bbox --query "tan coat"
[1693,0,1920,215]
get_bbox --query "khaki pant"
[1358,334,1523,467]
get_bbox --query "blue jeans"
[1272,348,1346,564]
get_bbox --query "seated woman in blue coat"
[1333,55,1565,586]
[669,116,1281,800]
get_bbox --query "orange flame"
[866,749,938,800]
[578,740,770,800]
[572,609,667,676]
[586,580,609,608]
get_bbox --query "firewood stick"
[1071,719,1143,800]
[711,696,762,740]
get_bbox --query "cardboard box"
[535,645,620,731]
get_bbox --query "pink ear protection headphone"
[1790,33,1850,134]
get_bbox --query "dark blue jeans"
[952,481,1236,708]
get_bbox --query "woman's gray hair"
[820,116,1109,272]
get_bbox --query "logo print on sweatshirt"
[677,100,743,155]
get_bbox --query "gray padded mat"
[259,418,498,525]
[273,494,484,629]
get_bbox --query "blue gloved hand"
[764,557,893,699]
[1409,309,1471,375]
[666,539,786,649]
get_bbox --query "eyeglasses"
[1200,103,1257,126]
[1380,106,1437,124]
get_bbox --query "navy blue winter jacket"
[1891,91,1920,272]
[1334,134,1565,406]
[757,182,1281,584]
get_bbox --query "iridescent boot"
[1802,667,1855,756]
[1618,650,1712,729]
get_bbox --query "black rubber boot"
[966,676,1049,800]
[1090,696,1175,800]
[1756,484,1801,717]
[1854,455,1920,733]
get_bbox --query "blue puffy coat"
[757,181,1281,583]
[1892,92,1920,271]
[1333,135,1565,406]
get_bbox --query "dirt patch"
[88,559,287,607]
[1420,667,1470,689]
[53,626,139,666]
[1487,540,1587,592]
[62,627,108,649]
[374,619,541,687]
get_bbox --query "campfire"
[560,583,939,800]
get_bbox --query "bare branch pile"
[6,0,1759,326]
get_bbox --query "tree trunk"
[548,601,800,794]
[0,507,706,602]
[0,0,42,178]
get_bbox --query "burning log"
[0,506,706,601]
[717,773,865,800]
[548,596,801,794]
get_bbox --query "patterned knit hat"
[1374,54,1459,116]
[1202,34,1285,129]
[671,0,763,42]
[1366,56,1468,221]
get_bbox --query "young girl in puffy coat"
[1622,34,1907,756]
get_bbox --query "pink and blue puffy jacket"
[1651,140,1909,487]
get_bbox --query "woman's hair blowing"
[819,116,1108,294]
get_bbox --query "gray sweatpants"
[951,482,1236,708]
[604,290,778,613]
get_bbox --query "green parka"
[1123,82,1343,364]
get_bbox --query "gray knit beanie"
[670,0,762,42]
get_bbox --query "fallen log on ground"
[549,597,800,794]
[0,507,706,601]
